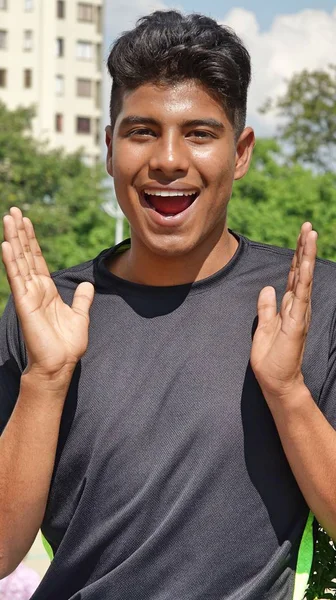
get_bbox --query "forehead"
[115,80,231,128]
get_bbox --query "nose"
[148,133,189,178]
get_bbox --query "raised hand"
[1,207,95,379]
[250,222,318,402]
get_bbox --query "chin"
[143,232,198,258]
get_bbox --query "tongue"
[148,195,193,215]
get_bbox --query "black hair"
[107,10,251,138]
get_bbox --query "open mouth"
[142,190,199,217]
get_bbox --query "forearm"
[266,384,336,540]
[0,371,71,577]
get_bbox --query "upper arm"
[318,306,336,429]
[0,296,25,435]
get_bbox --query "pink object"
[0,563,41,599]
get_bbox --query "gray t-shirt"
[1,232,336,600]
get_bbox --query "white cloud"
[221,8,336,136]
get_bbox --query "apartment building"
[0,0,104,164]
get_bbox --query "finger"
[1,241,28,299]
[290,230,317,323]
[3,214,32,281]
[256,286,277,327]
[292,227,304,292]
[286,236,299,293]
[22,217,51,278]
[71,282,95,319]
[9,207,36,273]
[293,223,312,292]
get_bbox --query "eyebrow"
[119,116,225,131]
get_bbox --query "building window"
[76,117,91,134]
[57,0,65,18]
[56,37,64,57]
[77,3,93,22]
[55,74,64,95]
[24,0,33,10]
[23,68,32,88]
[23,30,33,51]
[0,0,8,10]
[76,78,91,97]
[95,118,100,146]
[96,6,102,33]
[76,41,92,60]
[95,80,101,109]
[96,43,102,70]
[0,68,7,87]
[0,30,8,50]
[55,113,63,132]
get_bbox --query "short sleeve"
[318,307,336,429]
[0,296,26,435]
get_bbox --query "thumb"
[71,282,95,318]
[257,286,277,327]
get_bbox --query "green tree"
[229,138,336,260]
[0,102,116,313]
[306,526,336,600]
[260,66,336,172]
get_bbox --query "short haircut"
[107,10,251,138]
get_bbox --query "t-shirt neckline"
[94,230,248,297]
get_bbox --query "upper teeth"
[144,190,197,197]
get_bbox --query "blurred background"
[0,1,335,597]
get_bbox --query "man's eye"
[188,131,214,139]
[127,128,155,137]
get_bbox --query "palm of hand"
[2,208,94,376]
[250,223,317,400]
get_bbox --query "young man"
[1,10,336,600]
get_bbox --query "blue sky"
[166,0,336,30]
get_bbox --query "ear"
[234,127,255,181]
[105,125,113,177]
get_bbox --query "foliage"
[0,102,115,314]
[305,525,336,600]
[229,138,336,261]
[260,66,336,172]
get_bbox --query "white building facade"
[0,0,104,164]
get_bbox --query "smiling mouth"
[143,191,199,216]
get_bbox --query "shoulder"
[50,247,113,302]
[242,235,336,279]
[51,256,97,288]
[237,235,294,273]
[243,237,294,259]
[237,234,336,317]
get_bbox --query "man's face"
[106,80,254,257]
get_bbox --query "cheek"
[192,147,234,184]
[112,141,145,180]
[113,163,135,184]
[112,171,141,221]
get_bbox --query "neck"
[107,224,238,286]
